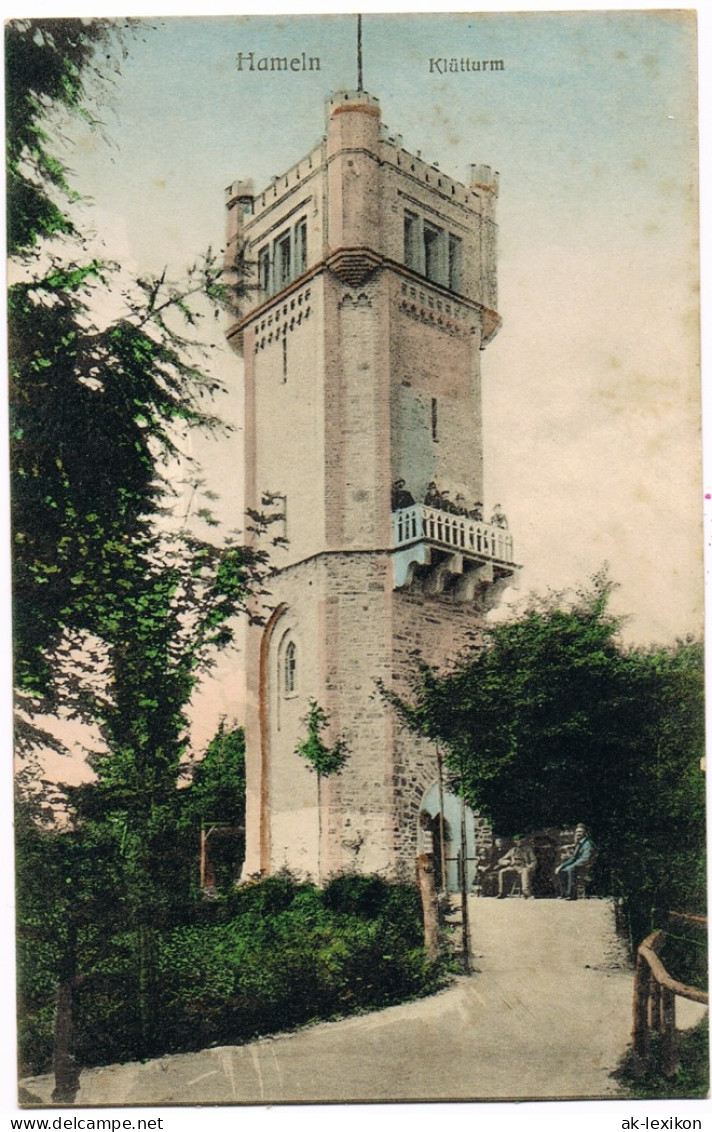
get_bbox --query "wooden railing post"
[649,979,662,1033]
[660,987,678,1077]
[632,921,707,1080]
[632,953,651,1068]
[416,851,440,962]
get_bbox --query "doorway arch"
[419,783,478,894]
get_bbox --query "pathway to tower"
[22,898,704,1105]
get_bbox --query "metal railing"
[632,914,708,1076]
[392,504,514,564]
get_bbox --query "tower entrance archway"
[419,783,478,894]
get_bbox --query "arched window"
[284,639,297,695]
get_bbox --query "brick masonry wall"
[390,588,486,876]
[247,549,495,883]
[251,278,327,569]
[388,273,483,507]
[235,92,502,886]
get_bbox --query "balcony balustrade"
[394,504,514,561]
[391,504,519,601]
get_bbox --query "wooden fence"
[632,913,708,1076]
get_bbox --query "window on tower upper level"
[402,209,464,295]
[275,232,291,291]
[295,219,307,276]
[448,234,462,292]
[256,215,309,299]
[404,211,418,271]
[258,246,271,293]
[423,222,443,283]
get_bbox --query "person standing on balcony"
[468,501,484,521]
[490,503,509,528]
[440,489,456,513]
[391,479,415,510]
[454,493,468,515]
[424,481,443,509]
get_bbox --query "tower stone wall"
[227,89,516,884]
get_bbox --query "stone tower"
[226,90,518,885]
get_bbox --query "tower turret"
[326,91,383,285]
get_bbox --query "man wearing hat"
[391,478,415,510]
[555,824,596,899]
[495,835,537,899]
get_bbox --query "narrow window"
[275,231,291,290]
[258,246,271,294]
[295,218,307,276]
[431,397,438,441]
[282,336,287,382]
[284,640,297,695]
[424,224,443,284]
[404,211,418,270]
[448,234,462,292]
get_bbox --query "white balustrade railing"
[392,504,514,564]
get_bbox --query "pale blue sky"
[71,12,697,274]
[56,11,703,650]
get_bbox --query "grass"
[614,1019,709,1100]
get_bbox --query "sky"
[58,10,702,661]
[7,7,706,749]
[2,4,710,1127]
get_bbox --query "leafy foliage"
[19,873,443,1075]
[295,700,349,778]
[185,723,246,827]
[614,1019,709,1099]
[5,18,134,254]
[386,576,706,944]
[10,248,241,694]
[8,17,264,1076]
[182,723,247,891]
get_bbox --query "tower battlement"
[226,89,499,337]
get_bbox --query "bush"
[322,872,394,917]
[21,873,445,1074]
[615,1019,709,1099]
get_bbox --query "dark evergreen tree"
[8,18,264,1083]
[385,575,705,945]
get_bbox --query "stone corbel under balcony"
[392,504,520,607]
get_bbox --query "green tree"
[6,18,133,254]
[7,17,262,1080]
[296,701,349,879]
[187,722,246,827]
[7,18,241,696]
[296,701,349,779]
[183,722,247,891]
[386,577,705,944]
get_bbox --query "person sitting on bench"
[496,835,536,898]
[555,823,595,899]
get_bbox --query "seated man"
[496,835,536,899]
[555,823,595,899]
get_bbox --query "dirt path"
[22,898,648,1105]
